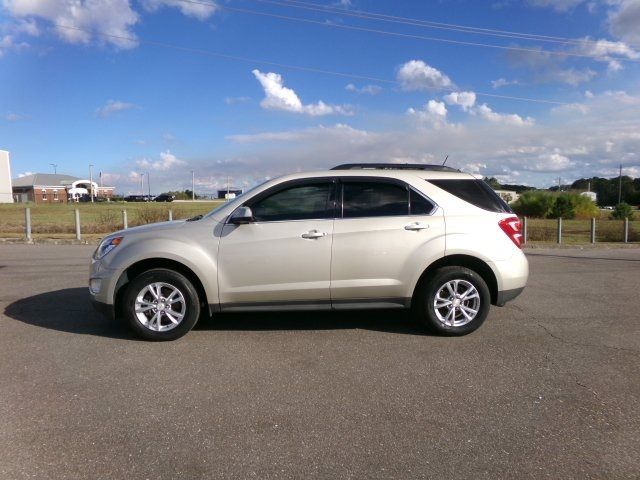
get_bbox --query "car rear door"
[330,178,445,308]
[217,178,336,309]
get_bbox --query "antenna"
[442,154,449,166]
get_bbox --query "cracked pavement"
[0,245,639,479]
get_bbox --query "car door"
[217,179,336,309]
[331,178,446,307]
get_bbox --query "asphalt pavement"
[0,244,639,479]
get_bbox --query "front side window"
[249,182,333,222]
[342,182,409,218]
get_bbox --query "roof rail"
[331,163,460,172]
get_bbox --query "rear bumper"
[495,287,525,307]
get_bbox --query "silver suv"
[90,164,528,340]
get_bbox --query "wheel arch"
[413,254,499,306]
[114,258,211,317]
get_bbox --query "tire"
[413,266,491,336]
[121,268,201,341]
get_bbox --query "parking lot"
[0,244,639,479]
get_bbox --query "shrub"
[136,205,170,225]
[610,202,634,220]
[512,191,555,218]
[548,194,574,219]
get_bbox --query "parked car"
[124,195,153,202]
[154,194,175,202]
[90,163,528,341]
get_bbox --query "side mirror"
[230,206,254,225]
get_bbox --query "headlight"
[93,236,123,260]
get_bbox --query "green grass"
[0,201,224,236]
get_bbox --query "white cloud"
[396,60,453,91]
[252,69,352,116]
[0,34,29,57]
[95,100,138,118]
[609,0,640,47]
[141,0,217,20]
[474,103,535,126]
[224,96,251,105]
[407,100,448,126]
[527,0,587,11]
[3,0,140,49]
[345,83,382,95]
[576,37,640,71]
[443,91,477,111]
[4,112,29,121]
[491,78,522,89]
[506,48,598,86]
[136,150,186,171]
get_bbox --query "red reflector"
[498,216,523,248]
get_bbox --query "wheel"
[413,266,491,336]
[121,268,201,341]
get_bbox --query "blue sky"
[1,0,640,194]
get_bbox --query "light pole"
[50,163,57,174]
[140,173,144,198]
[191,170,195,201]
[147,172,151,199]
[89,164,94,203]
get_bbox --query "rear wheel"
[122,268,200,341]
[413,266,491,336]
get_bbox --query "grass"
[0,201,224,237]
[525,218,640,244]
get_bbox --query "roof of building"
[12,173,80,188]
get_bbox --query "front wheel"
[413,266,491,336]
[122,268,201,341]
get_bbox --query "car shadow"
[5,288,428,339]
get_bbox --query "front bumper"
[91,296,116,321]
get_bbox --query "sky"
[1,0,640,195]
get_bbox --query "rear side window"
[429,179,512,213]
[343,182,408,217]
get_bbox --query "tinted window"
[429,179,512,213]
[410,189,435,215]
[343,182,408,218]
[250,183,333,221]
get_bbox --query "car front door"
[217,179,336,310]
[330,178,446,308]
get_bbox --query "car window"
[429,179,512,213]
[410,189,435,215]
[249,183,333,221]
[342,182,409,218]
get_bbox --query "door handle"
[404,222,430,231]
[301,230,327,239]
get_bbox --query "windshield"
[203,179,271,219]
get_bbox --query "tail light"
[498,216,523,248]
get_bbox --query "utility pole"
[89,164,94,203]
[50,163,58,174]
[191,170,195,201]
[227,176,230,197]
[557,177,561,191]
[147,172,151,199]
[140,173,144,197]
[618,164,623,205]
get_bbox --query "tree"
[610,202,634,220]
[511,191,555,218]
[548,194,575,219]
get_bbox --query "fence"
[15,209,640,244]
[521,217,638,245]
[22,208,181,242]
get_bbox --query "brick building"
[12,173,115,204]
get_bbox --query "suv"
[90,164,528,341]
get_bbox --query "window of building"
[41,189,47,201]
[53,190,59,201]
